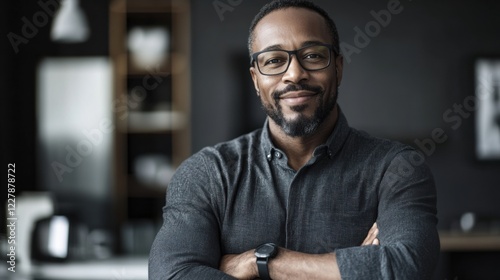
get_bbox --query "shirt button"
[267,153,272,161]
[274,152,282,159]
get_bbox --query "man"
[149,1,439,279]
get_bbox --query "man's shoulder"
[344,127,434,182]
[172,129,263,184]
[346,126,416,159]
[193,128,264,163]
[214,128,263,153]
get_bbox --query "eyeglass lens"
[256,45,331,75]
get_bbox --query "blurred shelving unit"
[439,231,500,251]
[109,0,190,255]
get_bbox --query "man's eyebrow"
[301,40,328,47]
[260,44,284,52]
[259,41,328,52]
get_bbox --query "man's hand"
[219,249,258,280]
[219,223,379,279]
[361,222,379,246]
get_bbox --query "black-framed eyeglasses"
[250,43,337,76]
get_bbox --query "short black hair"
[248,0,340,57]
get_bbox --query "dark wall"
[1,1,10,165]
[190,0,500,230]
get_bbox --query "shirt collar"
[259,106,351,161]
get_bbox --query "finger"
[361,223,379,246]
[362,233,375,245]
[372,238,380,245]
[367,223,378,237]
[366,228,379,245]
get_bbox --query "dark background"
[2,0,500,279]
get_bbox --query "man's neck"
[268,106,339,171]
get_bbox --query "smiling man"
[149,1,439,279]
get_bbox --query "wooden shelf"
[127,110,187,133]
[439,231,500,251]
[109,0,191,253]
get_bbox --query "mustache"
[272,83,323,100]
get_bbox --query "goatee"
[262,83,337,137]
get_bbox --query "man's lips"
[278,91,319,106]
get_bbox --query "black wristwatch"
[254,243,278,280]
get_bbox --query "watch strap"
[256,257,271,280]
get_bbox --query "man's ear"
[250,67,260,96]
[335,55,344,87]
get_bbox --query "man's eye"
[304,53,323,60]
[264,58,283,65]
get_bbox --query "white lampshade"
[51,0,90,43]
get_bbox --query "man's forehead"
[252,7,330,52]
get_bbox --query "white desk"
[30,256,148,280]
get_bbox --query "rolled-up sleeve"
[149,151,235,280]
[335,148,440,279]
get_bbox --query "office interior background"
[1,0,500,279]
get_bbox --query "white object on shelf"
[134,155,175,188]
[128,26,170,69]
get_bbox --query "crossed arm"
[220,223,380,280]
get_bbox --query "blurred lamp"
[51,0,90,43]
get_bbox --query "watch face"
[255,243,277,258]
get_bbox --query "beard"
[262,83,337,137]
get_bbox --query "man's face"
[250,8,343,137]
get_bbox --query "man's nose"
[282,55,309,83]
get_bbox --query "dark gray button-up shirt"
[149,111,439,279]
